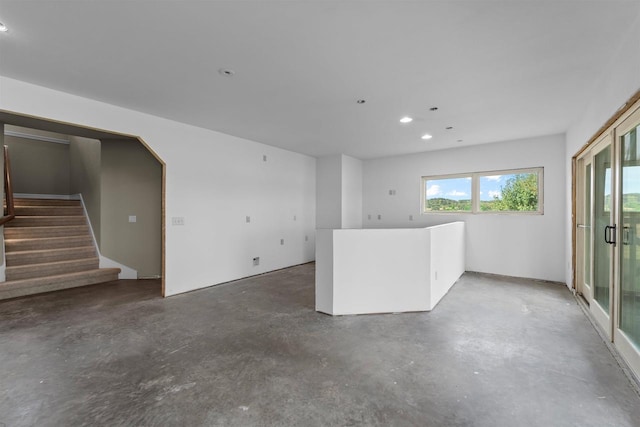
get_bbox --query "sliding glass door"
[614,111,640,375]
[590,136,615,335]
[576,104,640,377]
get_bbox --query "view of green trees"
[606,193,640,212]
[481,173,538,211]
[426,198,472,211]
[425,173,539,212]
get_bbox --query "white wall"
[316,155,342,229]
[362,134,566,282]
[316,154,362,229]
[0,77,316,296]
[565,12,640,286]
[341,155,363,229]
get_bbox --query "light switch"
[128,215,137,223]
[172,217,185,226]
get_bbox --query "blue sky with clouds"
[425,174,520,201]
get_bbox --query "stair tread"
[1,268,120,287]
[5,236,94,252]
[5,225,88,231]
[6,246,96,256]
[0,268,122,300]
[5,235,92,242]
[5,257,99,271]
[5,246,97,266]
[9,215,86,219]
[14,198,81,203]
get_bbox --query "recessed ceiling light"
[421,134,433,140]
[446,126,453,130]
[400,117,413,123]
[457,139,463,142]
[429,107,438,111]
[356,99,366,104]
[0,22,8,33]
[218,68,235,77]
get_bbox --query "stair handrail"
[0,145,15,226]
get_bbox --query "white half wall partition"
[316,222,465,315]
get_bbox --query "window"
[422,167,543,214]
[423,174,472,212]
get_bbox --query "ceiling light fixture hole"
[356,99,366,104]
[429,107,438,111]
[218,68,235,77]
[446,126,453,130]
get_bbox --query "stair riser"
[0,269,121,301]
[13,199,81,207]
[14,207,84,216]
[5,236,95,252]
[4,226,90,239]
[5,216,87,227]
[6,247,97,267]
[6,258,99,281]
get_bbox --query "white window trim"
[421,167,544,215]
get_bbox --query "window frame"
[421,167,544,215]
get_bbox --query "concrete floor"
[1,264,639,427]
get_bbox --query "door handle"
[623,226,632,246]
[604,225,617,245]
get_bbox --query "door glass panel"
[584,164,592,288]
[620,125,640,347]
[594,145,611,313]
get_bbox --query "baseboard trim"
[465,270,565,287]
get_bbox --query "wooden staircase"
[0,198,120,300]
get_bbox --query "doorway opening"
[0,110,166,297]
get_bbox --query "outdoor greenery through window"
[423,168,543,214]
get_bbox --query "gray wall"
[4,134,71,195]
[69,136,101,244]
[100,140,162,277]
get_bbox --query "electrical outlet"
[368,214,371,220]
[293,215,297,221]
[263,155,267,162]
[280,239,284,245]
[305,235,308,242]
[377,214,382,220]
[246,216,251,223]
[172,217,185,226]
[253,257,260,266]
[409,215,413,221]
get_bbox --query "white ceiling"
[0,1,638,159]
